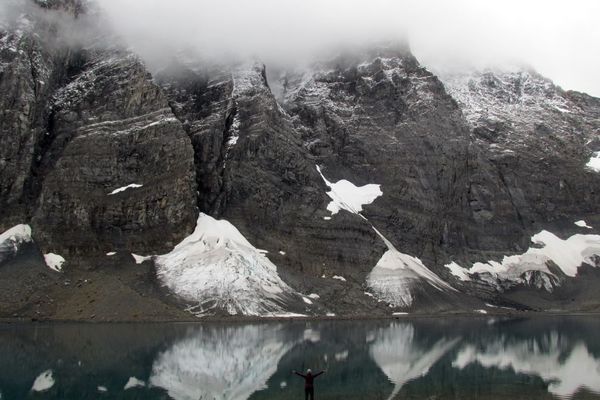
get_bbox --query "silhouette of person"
[292,368,325,400]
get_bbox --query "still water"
[1,316,600,399]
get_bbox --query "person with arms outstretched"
[292,368,326,400]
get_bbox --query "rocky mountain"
[1,0,599,320]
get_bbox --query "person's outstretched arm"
[314,370,326,378]
[292,370,306,378]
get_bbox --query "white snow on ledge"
[0,224,32,257]
[445,230,600,284]
[316,165,382,215]
[367,227,456,308]
[108,183,143,195]
[155,213,300,316]
[575,220,593,229]
[587,152,600,172]
[44,253,65,272]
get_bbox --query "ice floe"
[31,370,54,392]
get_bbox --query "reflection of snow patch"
[335,350,349,361]
[370,323,459,400]
[453,338,600,397]
[150,324,297,400]
[32,370,55,392]
[304,329,320,343]
[155,213,300,316]
[316,165,382,215]
[124,377,145,390]
[132,253,152,264]
[44,253,65,272]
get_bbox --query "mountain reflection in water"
[0,317,599,399]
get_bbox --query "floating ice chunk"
[108,183,143,195]
[124,377,145,390]
[97,386,107,392]
[392,312,409,315]
[332,275,346,282]
[586,152,600,172]
[31,370,54,392]
[280,381,287,389]
[44,253,65,272]
[316,166,382,215]
[575,220,593,229]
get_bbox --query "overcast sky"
[96,0,599,96]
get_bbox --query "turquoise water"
[1,316,600,399]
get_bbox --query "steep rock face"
[0,11,55,227]
[280,45,472,273]
[31,50,198,256]
[442,69,600,244]
[0,2,198,258]
[158,61,386,290]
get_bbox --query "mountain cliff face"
[1,0,599,320]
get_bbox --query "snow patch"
[106,252,116,256]
[308,293,320,299]
[474,309,488,314]
[316,165,382,215]
[587,152,600,172]
[124,377,145,390]
[367,228,456,307]
[155,213,300,316]
[575,220,593,229]
[302,296,313,305]
[108,183,143,195]
[44,253,65,272]
[444,231,600,288]
[332,275,346,282]
[31,370,54,392]
[278,251,286,255]
[0,224,32,260]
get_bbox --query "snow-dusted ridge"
[108,183,143,195]
[445,230,600,290]
[155,213,304,316]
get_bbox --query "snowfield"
[445,230,600,290]
[367,227,456,307]
[316,165,382,215]
[155,213,302,316]
[0,224,32,261]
